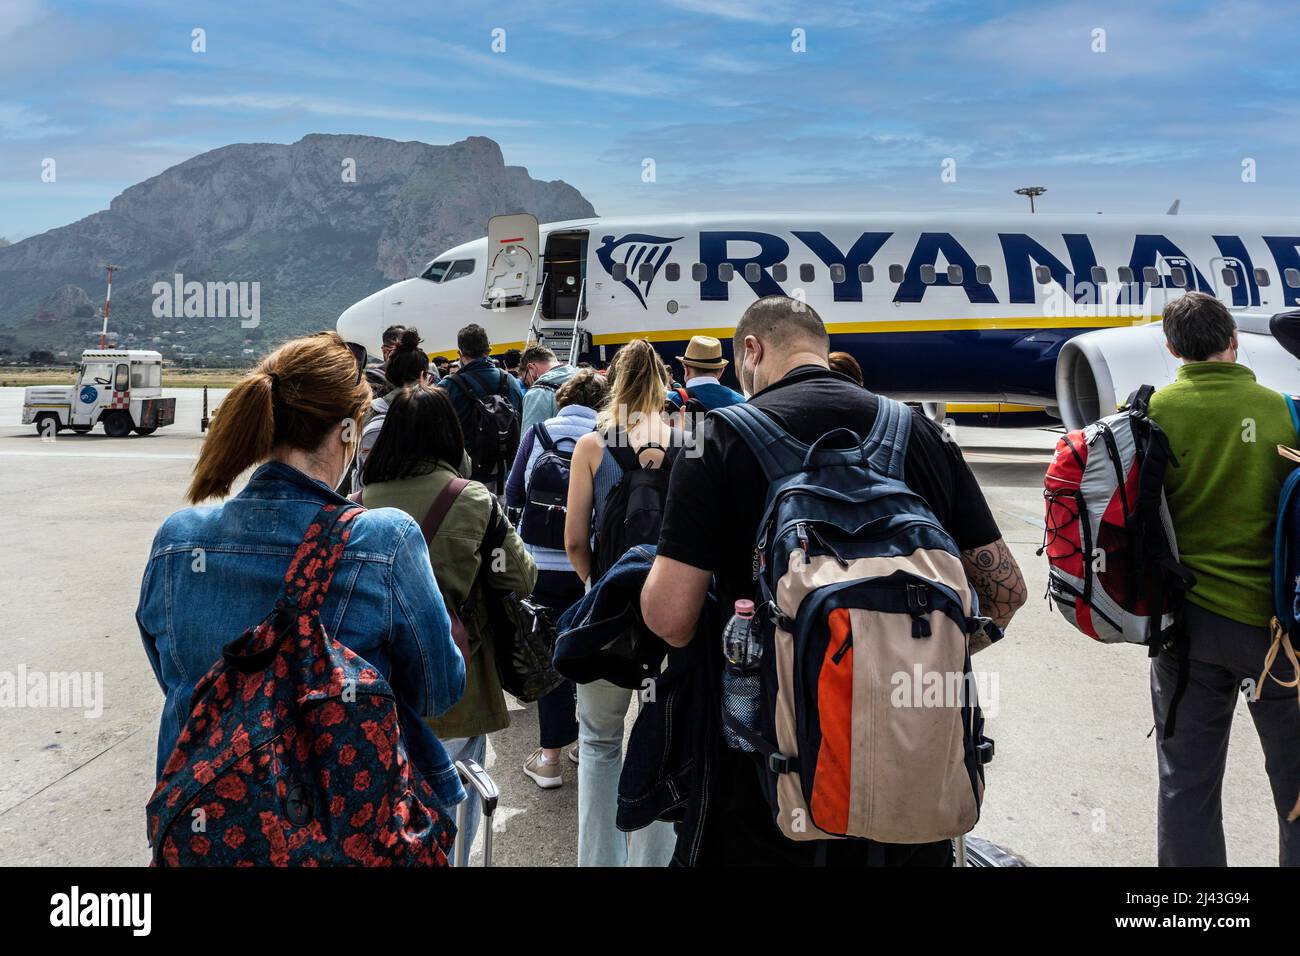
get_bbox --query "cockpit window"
[421,260,453,282]
[419,258,476,282]
[444,259,475,281]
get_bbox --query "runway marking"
[0,450,197,460]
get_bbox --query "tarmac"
[0,386,1285,866]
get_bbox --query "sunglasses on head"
[344,341,367,385]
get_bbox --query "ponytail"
[187,372,276,502]
[187,331,370,503]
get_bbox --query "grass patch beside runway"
[0,366,250,388]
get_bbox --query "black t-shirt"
[659,364,1001,611]
[655,364,1002,865]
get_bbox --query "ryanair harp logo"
[597,233,683,309]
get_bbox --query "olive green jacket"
[363,461,537,739]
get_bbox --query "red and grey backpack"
[1040,386,1196,730]
[146,502,455,866]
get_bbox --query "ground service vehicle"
[22,349,177,437]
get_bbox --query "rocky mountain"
[0,135,595,363]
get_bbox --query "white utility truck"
[22,349,177,437]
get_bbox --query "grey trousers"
[1151,602,1300,866]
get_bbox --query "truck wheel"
[34,413,61,437]
[102,412,133,438]
[133,427,157,436]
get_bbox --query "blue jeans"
[576,679,676,866]
[441,734,488,866]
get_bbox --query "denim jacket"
[135,460,467,808]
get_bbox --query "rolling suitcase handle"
[453,758,500,867]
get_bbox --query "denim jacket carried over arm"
[136,460,467,808]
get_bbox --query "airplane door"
[483,214,540,308]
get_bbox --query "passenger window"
[1170,266,1188,288]
[889,264,904,283]
[691,263,707,282]
[1143,266,1161,285]
[1221,268,1239,288]
[920,264,936,285]
[858,264,874,283]
[638,263,655,282]
[130,364,149,388]
[612,263,627,282]
[665,262,680,282]
[829,264,846,283]
[1035,265,1051,285]
[1287,268,1300,289]
[1117,266,1134,284]
[1091,266,1107,284]
[975,265,992,284]
[947,264,963,283]
[800,264,815,283]
[718,263,734,282]
[745,263,762,283]
[114,364,129,391]
[1255,268,1271,287]
[444,259,475,281]
[771,263,788,283]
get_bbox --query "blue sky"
[2,0,1299,241]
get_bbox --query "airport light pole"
[98,263,118,349]
[1015,186,1046,213]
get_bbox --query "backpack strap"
[278,503,364,611]
[862,396,912,480]
[1284,393,1300,442]
[1127,383,1156,415]
[712,403,805,481]
[535,422,556,453]
[420,478,472,544]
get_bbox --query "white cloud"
[172,94,536,128]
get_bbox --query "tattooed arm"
[961,538,1027,651]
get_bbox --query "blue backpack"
[713,399,996,845]
[1268,395,1300,709]
[520,423,575,551]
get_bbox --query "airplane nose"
[336,293,384,357]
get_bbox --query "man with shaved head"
[640,294,1027,866]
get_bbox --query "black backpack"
[520,423,575,551]
[594,429,680,578]
[454,372,520,491]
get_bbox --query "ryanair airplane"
[336,212,1300,428]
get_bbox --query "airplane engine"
[1055,316,1300,431]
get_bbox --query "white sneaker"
[523,748,563,789]
[566,744,580,766]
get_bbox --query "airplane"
[336,212,1300,429]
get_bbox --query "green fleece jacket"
[1148,362,1297,626]
[363,461,537,739]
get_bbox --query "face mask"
[740,352,756,399]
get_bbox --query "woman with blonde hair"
[137,332,467,861]
[563,338,679,866]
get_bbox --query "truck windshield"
[80,362,114,385]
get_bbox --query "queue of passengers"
[136,291,1298,868]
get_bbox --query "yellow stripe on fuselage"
[437,315,1150,358]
